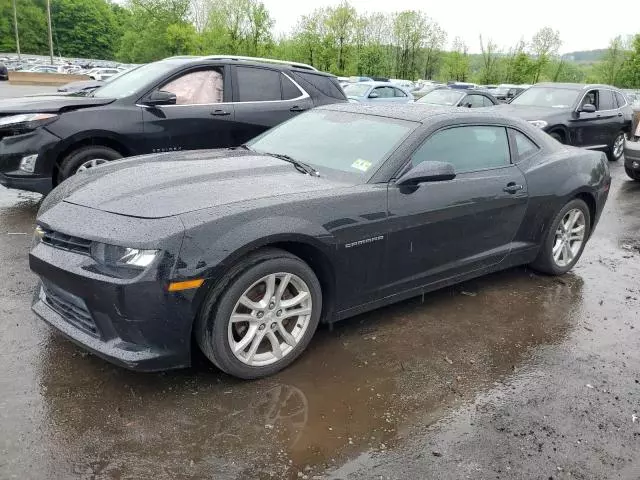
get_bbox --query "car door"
[597,89,625,145]
[231,65,313,145]
[383,124,528,296]
[140,65,236,153]
[571,89,610,147]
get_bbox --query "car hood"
[0,95,114,114]
[495,104,571,121]
[58,150,351,219]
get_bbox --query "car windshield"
[91,62,175,98]
[417,89,464,105]
[343,83,371,97]
[247,109,416,179]
[510,87,579,108]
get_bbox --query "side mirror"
[368,91,379,99]
[397,161,456,186]
[143,90,177,106]
[580,103,596,113]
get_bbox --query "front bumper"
[29,202,195,372]
[0,128,60,194]
[624,140,640,171]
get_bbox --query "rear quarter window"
[292,72,347,101]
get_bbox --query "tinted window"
[598,89,615,110]
[464,94,485,108]
[512,130,539,160]
[247,110,416,178]
[614,91,627,108]
[281,75,302,100]
[393,88,407,97]
[483,96,495,107]
[412,126,510,173]
[293,72,347,100]
[161,68,223,105]
[237,66,281,102]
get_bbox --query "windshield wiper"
[254,150,319,177]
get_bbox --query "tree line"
[1,0,639,87]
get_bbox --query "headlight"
[90,242,159,270]
[0,113,58,130]
[33,225,46,247]
[528,120,548,129]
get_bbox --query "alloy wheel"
[228,272,312,367]
[613,134,625,159]
[76,158,109,172]
[552,208,586,267]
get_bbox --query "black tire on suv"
[58,145,122,183]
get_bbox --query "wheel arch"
[191,233,338,327]
[573,191,597,236]
[547,125,569,143]
[52,132,133,186]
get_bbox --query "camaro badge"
[345,236,384,249]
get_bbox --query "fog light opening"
[633,161,640,170]
[19,154,38,173]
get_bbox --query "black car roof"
[159,56,336,77]
[318,103,519,124]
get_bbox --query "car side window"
[581,90,598,110]
[598,89,615,110]
[374,86,394,98]
[393,88,407,97]
[160,68,224,105]
[411,126,511,173]
[512,130,540,160]
[464,95,485,108]
[236,66,281,102]
[614,91,627,108]
[281,74,302,100]
[483,96,495,107]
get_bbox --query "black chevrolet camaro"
[30,104,611,379]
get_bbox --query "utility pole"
[12,0,21,60]
[46,0,54,64]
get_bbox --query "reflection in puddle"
[37,268,583,479]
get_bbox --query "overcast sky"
[262,0,634,54]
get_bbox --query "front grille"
[41,228,92,255]
[42,283,99,337]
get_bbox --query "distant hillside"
[563,49,607,63]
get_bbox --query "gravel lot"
[0,82,639,479]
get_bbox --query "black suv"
[497,83,633,161]
[0,56,346,194]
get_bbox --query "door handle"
[503,183,524,194]
[210,109,231,116]
[290,106,307,112]
[618,112,623,117]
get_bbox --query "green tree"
[0,0,48,55]
[479,35,499,84]
[530,27,561,83]
[51,0,118,59]
[597,36,629,86]
[444,37,469,81]
[325,1,356,74]
[618,34,640,87]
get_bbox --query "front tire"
[607,131,625,161]
[195,248,322,379]
[549,132,564,143]
[58,145,122,183]
[626,167,640,181]
[530,199,591,275]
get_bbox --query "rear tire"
[195,248,322,379]
[626,167,640,181]
[530,199,591,275]
[607,131,625,161]
[58,145,122,183]
[549,132,564,143]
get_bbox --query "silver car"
[344,81,414,104]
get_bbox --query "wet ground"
[0,83,58,98]
[1,160,639,479]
